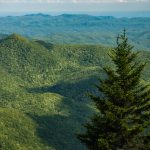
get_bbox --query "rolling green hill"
[0,34,150,150]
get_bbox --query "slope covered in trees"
[0,34,150,149]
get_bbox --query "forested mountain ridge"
[0,34,109,150]
[0,14,149,50]
[0,34,150,150]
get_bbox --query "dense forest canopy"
[0,32,150,149]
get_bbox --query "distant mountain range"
[0,11,150,17]
[0,14,149,50]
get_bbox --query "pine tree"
[77,30,150,150]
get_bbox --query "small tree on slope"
[77,30,150,150]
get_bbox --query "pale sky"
[0,0,149,12]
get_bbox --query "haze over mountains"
[0,11,150,17]
[0,14,150,50]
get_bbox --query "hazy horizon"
[0,11,150,18]
[0,0,149,12]
[0,0,149,17]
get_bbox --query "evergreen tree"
[77,30,150,150]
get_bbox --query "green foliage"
[0,34,150,149]
[0,108,52,150]
[0,34,102,150]
[77,30,150,149]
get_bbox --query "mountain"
[0,14,149,50]
[0,34,150,150]
[0,34,107,150]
